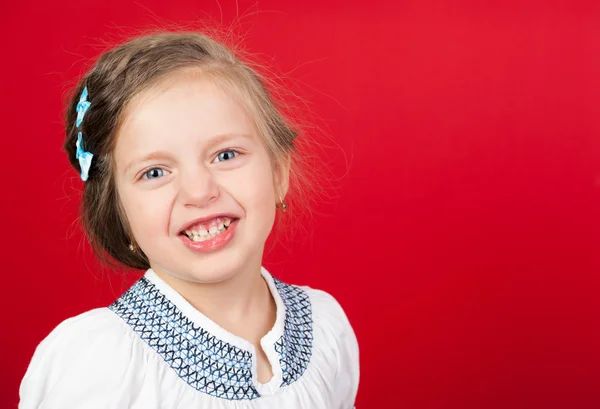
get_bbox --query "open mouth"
[180,216,237,243]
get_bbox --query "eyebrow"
[208,132,253,147]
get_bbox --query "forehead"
[114,72,257,161]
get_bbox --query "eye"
[213,150,239,163]
[142,168,166,180]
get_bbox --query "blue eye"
[142,168,166,180]
[214,150,238,163]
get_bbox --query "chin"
[174,250,255,284]
[185,265,239,284]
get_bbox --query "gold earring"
[276,196,288,212]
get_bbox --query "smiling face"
[113,71,288,283]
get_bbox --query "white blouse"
[19,268,360,408]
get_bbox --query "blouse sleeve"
[308,288,360,409]
[19,308,142,409]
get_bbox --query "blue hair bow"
[76,87,91,127]
[76,132,93,181]
[75,87,93,181]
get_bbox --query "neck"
[150,259,276,341]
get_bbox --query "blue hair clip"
[76,87,91,127]
[76,132,93,181]
[75,87,93,181]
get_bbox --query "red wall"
[2,1,600,408]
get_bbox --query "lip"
[178,213,239,233]
[179,218,239,253]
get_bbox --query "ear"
[273,155,291,199]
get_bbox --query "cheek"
[226,159,277,223]
[118,184,172,240]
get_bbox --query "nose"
[178,164,219,208]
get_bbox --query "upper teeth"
[184,217,232,242]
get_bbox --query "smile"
[183,216,233,242]
[179,216,239,253]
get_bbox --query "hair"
[64,31,313,270]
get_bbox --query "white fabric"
[19,268,359,408]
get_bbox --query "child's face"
[113,73,287,283]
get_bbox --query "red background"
[2,1,600,408]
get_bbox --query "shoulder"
[299,285,360,407]
[301,286,356,331]
[19,308,141,408]
[24,307,132,366]
[37,307,127,343]
[299,285,359,355]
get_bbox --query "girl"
[19,32,359,408]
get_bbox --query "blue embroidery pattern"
[272,277,313,386]
[109,276,313,400]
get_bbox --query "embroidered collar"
[109,268,313,400]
